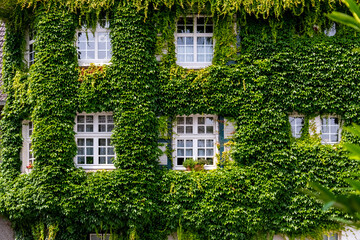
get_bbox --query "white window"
[90,233,110,240]
[75,113,115,170]
[289,116,304,138]
[22,121,35,172]
[323,233,339,240]
[321,116,340,144]
[28,30,35,66]
[175,16,214,69]
[77,21,112,65]
[173,115,218,170]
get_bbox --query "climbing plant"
[0,0,360,240]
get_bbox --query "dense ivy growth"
[1,0,360,239]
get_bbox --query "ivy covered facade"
[1,0,360,239]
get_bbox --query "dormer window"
[175,16,214,69]
[77,21,112,65]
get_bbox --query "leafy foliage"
[0,1,360,240]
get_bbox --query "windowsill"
[78,61,111,67]
[177,62,212,69]
[77,165,116,170]
[173,165,217,171]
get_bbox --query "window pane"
[197,25,204,33]
[86,125,94,132]
[98,42,106,50]
[87,51,95,59]
[177,126,184,134]
[197,37,204,45]
[330,126,339,133]
[177,25,185,33]
[177,54,185,62]
[99,125,106,132]
[86,139,94,146]
[206,126,213,133]
[78,147,85,155]
[99,147,106,155]
[322,134,329,141]
[77,125,84,132]
[198,54,205,62]
[99,138,106,146]
[177,46,185,53]
[108,115,114,123]
[185,46,194,53]
[99,157,106,164]
[205,25,213,33]
[86,147,93,155]
[86,116,94,123]
[295,117,304,125]
[186,126,193,133]
[107,157,113,164]
[108,147,114,155]
[186,37,193,45]
[185,55,194,62]
[77,156,85,164]
[205,37,213,45]
[206,117,214,124]
[330,117,338,125]
[77,139,85,146]
[99,115,106,123]
[330,134,338,142]
[177,149,184,156]
[177,140,184,147]
[186,140,193,147]
[207,157,213,165]
[177,37,185,45]
[177,158,184,165]
[77,116,85,123]
[98,51,106,59]
[108,124,114,132]
[198,126,205,133]
[198,149,205,156]
[322,126,329,133]
[206,149,214,156]
[177,117,184,124]
[186,149,193,156]
[206,140,214,147]
[198,140,205,147]
[86,156,94,164]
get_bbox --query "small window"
[289,116,304,138]
[90,234,110,240]
[324,23,336,37]
[22,121,35,172]
[173,115,217,170]
[28,30,36,66]
[75,113,115,169]
[323,233,339,240]
[77,21,112,65]
[321,116,340,144]
[175,16,214,69]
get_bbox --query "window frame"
[22,120,35,173]
[27,29,36,67]
[175,16,214,69]
[289,114,305,139]
[172,114,218,170]
[320,115,341,144]
[89,233,111,240]
[74,112,115,170]
[76,21,112,66]
[309,115,342,144]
